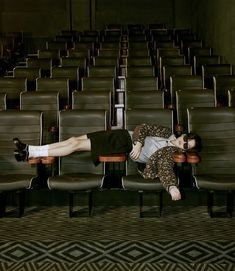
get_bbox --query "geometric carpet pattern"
[0,206,235,271]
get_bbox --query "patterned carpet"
[0,203,235,271]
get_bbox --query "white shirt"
[129,131,176,163]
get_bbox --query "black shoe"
[14,148,29,162]
[13,138,27,152]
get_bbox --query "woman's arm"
[132,124,172,146]
[139,147,178,192]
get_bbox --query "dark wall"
[0,0,192,36]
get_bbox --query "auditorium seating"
[187,107,235,217]
[0,77,27,108]
[36,77,70,109]
[20,91,60,145]
[0,110,42,217]
[213,75,235,106]
[176,89,216,133]
[47,109,107,217]
[26,58,52,77]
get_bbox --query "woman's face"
[176,134,196,150]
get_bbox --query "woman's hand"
[130,141,142,160]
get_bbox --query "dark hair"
[187,132,202,152]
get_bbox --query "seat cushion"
[122,175,164,191]
[194,174,235,190]
[0,175,35,191]
[48,173,104,190]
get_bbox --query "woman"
[13,123,201,201]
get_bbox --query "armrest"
[173,151,186,166]
[99,153,127,163]
[186,151,201,165]
[41,156,56,165]
[28,157,41,165]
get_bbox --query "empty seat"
[47,109,107,217]
[81,77,115,92]
[125,91,164,109]
[176,89,216,133]
[87,66,116,78]
[162,64,193,89]
[60,57,87,78]
[188,47,212,64]
[51,66,79,90]
[0,110,42,217]
[126,65,155,77]
[20,91,59,144]
[13,67,41,91]
[26,58,52,77]
[72,90,112,123]
[0,77,27,108]
[170,75,204,105]
[213,75,235,106]
[36,77,70,109]
[194,55,221,75]
[202,64,233,89]
[38,49,60,66]
[188,107,235,217]
[125,77,158,91]
[93,56,119,67]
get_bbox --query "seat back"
[0,77,27,108]
[26,58,52,77]
[163,65,192,89]
[0,110,42,175]
[20,91,59,144]
[13,67,41,91]
[59,110,107,175]
[36,77,70,108]
[127,56,152,66]
[194,55,220,75]
[0,93,6,110]
[187,107,235,175]
[126,66,155,77]
[72,90,111,123]
[202,64,233,89]
[93,57,119,67]
[81,77,115,92]
[176,89,216,132]
[126,91,164,109]
[51,66,79,90]
[87,66,116,78]
[125,108,173,175]
[228,89,235,107]
[170,75,204,104]
[213,75,235,106]
[125,77,158,91]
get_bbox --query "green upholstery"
[13,67,41,91]
[26,58,52,77]
[176,89,216,133]
[187,107,235,217]
[163,64,192,89]
[38,49,60,65]
[202,64,232,89]
[51,66,79,90]
[0,77,27,109]
[81,77,115,92]
[72,90,111,124]
[126,91,164,109]
[126,66,155,77]
[213,75,235,106]
[36,77,70,108]
[93,56,119,67]
[194,55,220,75]
[188,47,212,64]
[88,66,116,78]
[48,110,107,217]
[170,75,204,105]
[126,77,158,91]
[20,91,59,144]
[0,110,42,217]
[127,56,152,66]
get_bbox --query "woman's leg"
[29,135,91,158]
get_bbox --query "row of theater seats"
[0,26,235,218]
[0,106,235,218]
